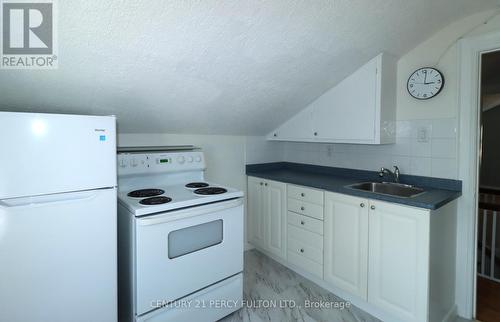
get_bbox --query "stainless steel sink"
[346,182,425,198]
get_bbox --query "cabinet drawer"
[287,237,323,264]
[288,198,324,220]
[287,251,323,278]
[287,212,323,235]
[288,185,324,205]
[287,225,323,250]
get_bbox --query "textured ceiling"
[0,0,497,134]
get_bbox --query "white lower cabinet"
[247,177,456,322]
[247,177,287,260]
[367,200,430,322]
[324,192,368,299]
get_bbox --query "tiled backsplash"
[246,118,459,180]
[282,118,458,179]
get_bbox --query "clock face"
[407,67,444,100]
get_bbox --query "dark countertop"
[246,162,462,210]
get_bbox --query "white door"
[271,108,314,141]
[0,112,116,199]
[0,188,117,322]
[324,192,368,299]
[312,57,378,142]
[135,199,244,316]
[265,180,287,259]
[247,177,266,248]
[368,200,430,322]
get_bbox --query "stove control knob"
[187,156,194,163]
[177,156,185,164]
[131,158,139,167]
[195,156,202,162]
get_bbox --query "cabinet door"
[265,180,287,259]
[269,108,314,141]
[324,192,368,299]
[311,57,378,142]
[247,177,266,248]
[368,201,430,322]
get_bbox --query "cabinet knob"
[300,220,305,225]
[260,182,263,186]
[301,193,305,197]
[370,205,376,210]
[360,203,365,208]
[273,133,277,137]
[300,248,304,253]
[300,206,305,211]
[264,183,268,186]
[314,132,318,136]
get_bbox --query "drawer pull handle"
[360,203,365,208]
[300,248,304,253]
[300,206,305,211]
[300,220,305,225]
[371,205,376,210]
[301,193,305,197]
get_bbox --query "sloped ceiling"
[0,0,497,134]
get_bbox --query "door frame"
[457,30,500,319]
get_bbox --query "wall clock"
[407,67,444,100]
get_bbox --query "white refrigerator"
[0,112,117,322]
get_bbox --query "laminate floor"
[219,249,380,322]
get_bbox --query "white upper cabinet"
[268,53,397,144]
[269,107,314,142]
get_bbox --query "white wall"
[277,10,500,180]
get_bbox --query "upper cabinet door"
[270,108,314,142]
[267,53,396,144]
[312,58,378,142]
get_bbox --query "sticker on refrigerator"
[100,135,106,141]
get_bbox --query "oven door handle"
[137,198,243,226]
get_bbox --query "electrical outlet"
[417,127,429,143]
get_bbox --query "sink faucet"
[379,166,400,183]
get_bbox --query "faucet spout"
[379,166,400,183]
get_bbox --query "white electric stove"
[117,149,244,322]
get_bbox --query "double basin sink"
[346,181,425,198]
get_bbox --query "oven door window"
[168,219,223,259]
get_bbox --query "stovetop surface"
[118,181,243,216]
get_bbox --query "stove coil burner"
[139,196,172,205]
[127,189,165,198]
[185,182,210,189]
[193,187,228,195]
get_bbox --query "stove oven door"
[134,198,244,316]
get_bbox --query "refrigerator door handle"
[0,189,112,208]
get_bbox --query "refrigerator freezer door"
[0,112,116,199]
[0,188,117,322]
